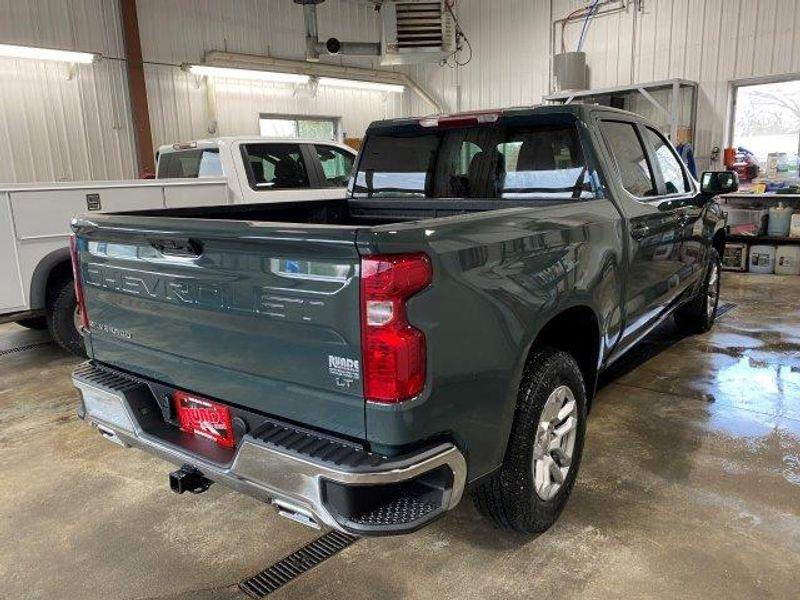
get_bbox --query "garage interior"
[1,1,799,599]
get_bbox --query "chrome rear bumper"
[72,362,466,535]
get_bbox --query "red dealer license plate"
[173,390,235,449]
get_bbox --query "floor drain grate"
[0,341,54,357]
[238,530,358,598]
[717,302,736,318]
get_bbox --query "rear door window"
[314,145,355,187]
[642,127,691,194]
[157,149,222,178]
[600,121,657,198]
[241,143,310,190]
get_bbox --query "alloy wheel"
[532,385,578,501]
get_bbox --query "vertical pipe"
[119,0,155,177]
[303,4,321,61]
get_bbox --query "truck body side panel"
[359,200,626,479]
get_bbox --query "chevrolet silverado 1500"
[70,105,736,536]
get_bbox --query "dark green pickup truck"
[70,105,736,537]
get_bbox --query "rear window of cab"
[353,120,595,201]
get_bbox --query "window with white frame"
[258,114,340,142]
[730,78,800,187]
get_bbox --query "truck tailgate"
[74,216,365,439]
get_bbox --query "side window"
[197,150,222,177]
[241,143,309,190]
[314,145,355,187]
[642,127,690,194]
[600,121,657,198]
[498,126,594,199]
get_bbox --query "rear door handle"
[630,224,650,240]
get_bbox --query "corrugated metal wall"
[137,0,406,148]
[409,0,800,170]
[2,0,800,182]
[554,0,800,168]
[0,0,406,183]
[0,0,135,182]
[406,0,553,116]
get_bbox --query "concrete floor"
[1,272,798,599]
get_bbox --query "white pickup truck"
[0,136,356,354]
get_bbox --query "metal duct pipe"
[302,3,321,61]
[201,50,444,113]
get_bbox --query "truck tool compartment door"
[599,120,688,342]
[77,220,365,438]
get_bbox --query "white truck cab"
[155,137,357,203]
[0,136,357,353]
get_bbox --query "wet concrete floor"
[1,273,798,599]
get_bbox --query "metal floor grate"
[0,341,54,357]
[238,530,358,598]
[717,302,736,318]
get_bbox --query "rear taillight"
[360,253,432,403]
[69,234,90,331]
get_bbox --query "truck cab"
[155,137,357,203]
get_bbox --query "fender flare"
[29,247,72,310]
[493,299,604,466]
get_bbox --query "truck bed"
[115,197,571,226]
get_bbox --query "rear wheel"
[15,317,48,330]
[474,347,587,534]
[674,248,721,334]
[46,277,86,357]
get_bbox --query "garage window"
[259,115,339,142]
[730,78,800,188]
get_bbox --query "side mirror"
[700,170,739,195]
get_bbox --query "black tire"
[474,347,587,534]
[46,277,86,357]
[674,248,721,334]
[15,317,48,330]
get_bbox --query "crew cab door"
[234,142,322,203]
[307,144,356,200]
[638,125,705,294]
[598,119,691,349]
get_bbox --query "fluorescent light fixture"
[188,64,309,84]
[318,77,405,94]
[0,43,97,64]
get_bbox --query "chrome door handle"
[630,224,650,240]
